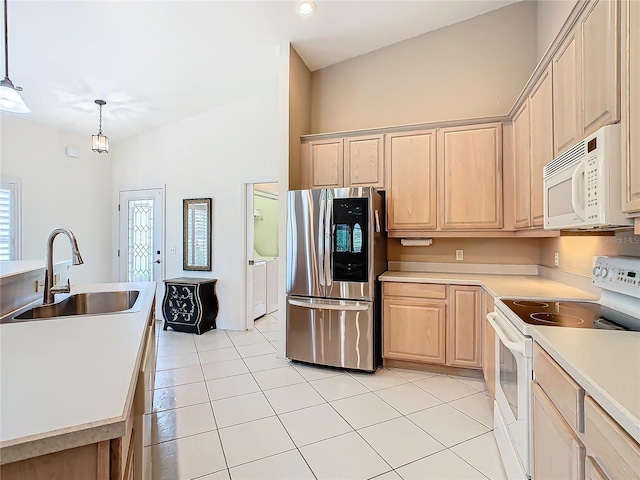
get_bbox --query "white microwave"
[543,124,633,230]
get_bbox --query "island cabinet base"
[0,441,111,480]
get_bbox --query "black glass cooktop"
[502,300,634,330]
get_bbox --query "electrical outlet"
[169,247,177,255]
[456,250,464,261]
[35,280,44,293]
[554,252,560,267]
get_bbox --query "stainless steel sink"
[2,291,141,323]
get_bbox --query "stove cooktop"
[501,299,637,330]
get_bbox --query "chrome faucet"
[43,228,84,305]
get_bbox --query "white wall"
[536,0,579,60]
[0,114,113,285]
[111,83,281,331]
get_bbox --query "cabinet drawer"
[533,343,584,431]
[383,282,446,299]
[584,396,640,479]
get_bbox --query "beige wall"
[536,0,579,60]
[540,232,640,277]
[388,238,541,265]
[310,1,538,133]
[289,46,312,189]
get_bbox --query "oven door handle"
[487,312,525,355]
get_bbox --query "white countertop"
[0,259,70,279]
[380,270,640,442]
[532,326,640,443]
[379,271,598,300]
[0,281,156,464]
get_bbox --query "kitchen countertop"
[378,271,598,300]
[0,281,156,464]
[532,325,640,443]
[378,270,639,443]
[0,259,70,279]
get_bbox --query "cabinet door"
[447,286,482,368]
[439,123,503,230]
[581,0,620,137]
[345,134,384,188]
[585,457,609,480]
[622,0,640,213]
[482,291,496,399]
[553,29,582,156]
[532,382,586,480]
[513,102,531,229]
[383,297,446,364]
[308,139,344,188]
[385,130,437,231]
[529,65,554,227]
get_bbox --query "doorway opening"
[243,182,280,340]
[118,188,164,318]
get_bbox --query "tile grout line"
[156,319,499,479]
[232,323,320,480]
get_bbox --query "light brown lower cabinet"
[382,282,482,370]
[447,286,482,368]
[383,297,446,364]
[532,381,586,480]
[482,291,496,398]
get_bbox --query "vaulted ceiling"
[1,0,522,140]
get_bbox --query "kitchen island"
[0,281,156,479]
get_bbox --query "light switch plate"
[456,250,464,261]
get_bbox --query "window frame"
[0,175,22,261]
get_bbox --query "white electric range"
[487,256,640,479]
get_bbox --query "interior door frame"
[118,186,166,318]
[242,179,279,331]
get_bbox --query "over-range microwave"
[543,124,633,230]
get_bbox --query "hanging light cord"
[4,0,9,79]
[98,103,103,134]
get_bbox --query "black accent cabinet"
[162,277,218,334]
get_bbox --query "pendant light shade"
[92,99,109,153]
[1,0,29,113]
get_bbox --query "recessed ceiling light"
[297,1,316,16]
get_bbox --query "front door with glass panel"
[119,188,164,317]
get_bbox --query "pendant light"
[92,99,109,153]
[0,0,29,113]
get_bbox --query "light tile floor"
[150,312,507,480]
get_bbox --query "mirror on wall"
[183,198,212,271]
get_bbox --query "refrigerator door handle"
[319,190,326,289]
[288,298,370,311]
[324,195,333,287]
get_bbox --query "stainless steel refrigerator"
[286,187,387,372]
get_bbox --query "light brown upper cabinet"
[553,29,582,157]
[554,0,620,157]
[302,134,385,189]
[622,0,640,215]
[344,134,384,188]
[580,0,620,137]
[438,123,503,230]
[529,65,554,227]
[513,102,531,229]
[385,130,437,231]
[306,138,344,188]
[447,286,483,368]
